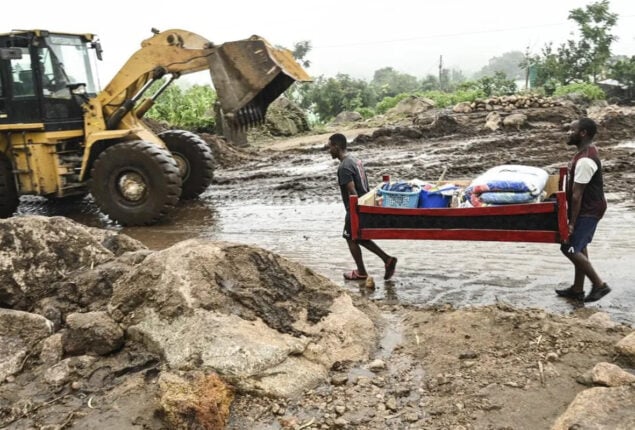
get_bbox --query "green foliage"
[356,107,376,119]
[458,72,516,97]
[418,89,484,108]
[292,40,312,68]
[609,55,635,89]
[371,67,419,98]
[297,74,378,121]
[532,0,617,87]
[375,93,410,114]
[553,83,606,100]
[146,83,217,132]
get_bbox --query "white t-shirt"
[574,157,598,184]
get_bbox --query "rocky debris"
[484,111,502,131]
[387,95,436,117]
[502,112,528,130]
[452,94,563,114]
[226,304,635,430]
[261,97,310,137]
[331,111,363,125]
[0,216,380,428]
[581,362,635,387]
[159,371,233,430]
[200,132,257,168]
[62,311,124,356]
[552,386,635,430]
[0,216,116,310]
[616,331,635,365]
[110,239,376,397]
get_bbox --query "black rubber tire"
[89,141,182,226]
[159,130,214,199]
[0,153,19,218]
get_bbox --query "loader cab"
[0,30,100,131]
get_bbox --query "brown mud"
[7,106,635,429]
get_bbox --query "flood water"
[19,191,635,326]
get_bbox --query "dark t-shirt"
[337,155,369,210]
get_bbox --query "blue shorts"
[561,216,599,254]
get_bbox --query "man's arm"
[569,182,586,234]
[345,181,358,198]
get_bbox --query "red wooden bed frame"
[350,167,569,244]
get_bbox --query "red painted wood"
[350,195,359,239]
[359,229,558,243]
[358,199,558,217]
[557,191,569,243]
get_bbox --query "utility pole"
[438,55,443,91]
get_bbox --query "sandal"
[343,270,368,280]
[384,257,398,280]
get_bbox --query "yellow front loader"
[0,29,310,225]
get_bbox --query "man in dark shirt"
[556,118,611,302]
[326,133,397,281]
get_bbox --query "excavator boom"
[92,29,311,136]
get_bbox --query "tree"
[474,51,525,80]
[608,55,635,99]
[291,41,312,68]
[298,74,377,121]
[458,72,516,97]
[533,0,617,88]
[370,67,419,98]
[568,0,617,83]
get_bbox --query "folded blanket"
[465,165,549,207]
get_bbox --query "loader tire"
[159,130,214,199]
[90,141,182,226]
[0,153,19,218]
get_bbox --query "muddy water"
[16,135,635,325]
[19,191,634,325]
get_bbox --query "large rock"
[331,111,363,125]
[0,216,132,309]
[0,309,54,381]
[616,331,635,365]
[387,95,435,116]
[159,372,233,430]
[111,239,376,397]
[551,386,635,429]
[63,311,124,356]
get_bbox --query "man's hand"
[568,223,575,235]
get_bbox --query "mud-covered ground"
[10,106,635,429]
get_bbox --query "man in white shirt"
[555,118,610,302]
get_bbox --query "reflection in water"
[13,193,635,325]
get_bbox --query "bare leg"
[357,239,391,264]
[346,239,367,275]
[564,246,603,288]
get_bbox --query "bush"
[375,93,410,114]
[146,84,217,132]
[356,107,375,119]
[553,83,605,100]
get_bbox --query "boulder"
[110,239,376,397]
[484,111,502,131]
[387,96,435,116]
[503,113,528,130]
[551,386,635,429]
[616,331,635,365]
[63,311,124,356]
[0,216,118,309]
[453,102,472,113]
[331,111,363,125]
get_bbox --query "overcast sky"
[4,0,634,86]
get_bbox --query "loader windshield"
[41,35,99,96]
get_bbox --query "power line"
[315,14,635,50]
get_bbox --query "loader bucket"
[207,36,311,130]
